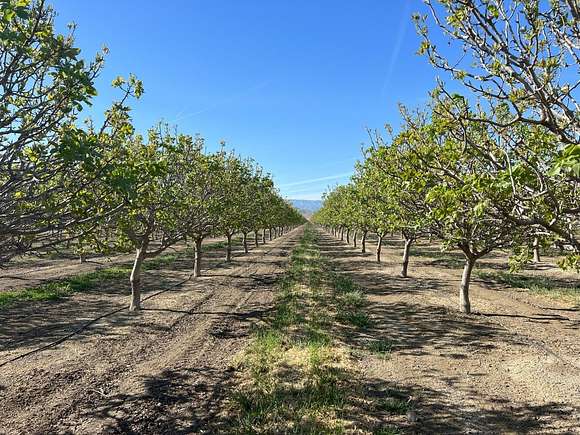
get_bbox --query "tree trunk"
[226,233,232,262]
[129,248,146,311]
[340,228,345,241]
[376,234,383,263]
[262,230,266,244]
[361,230,367,253]
[79,253,86,264]
[193,237,203,277]
[254,230,259,247]
[346,228,351,244]
[243,232,249,253]
[532,237,541,263]
[460,258,476,314]
[401,238,413,278]
[269,228,273,241]
[353,230,358,248]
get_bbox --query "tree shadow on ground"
[313,230,579,433]
[0,273,182,353]
[0,234,297,358]
[79,336,577,434]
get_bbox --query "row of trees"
[314,0,579,314]
[0,0,304,310]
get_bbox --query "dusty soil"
[0,228,302,434]
[320,229,580,433]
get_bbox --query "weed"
[376,397,410,414]
[338,289,366,309]
[477,271,579,305]
[367,339,393,358]
[332,273,358,293]
[0,267,130,308]
[337,310,372,328]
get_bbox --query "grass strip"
[228,225,403,434]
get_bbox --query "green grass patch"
[477,271,579,305]
[0,266,130,308]
[367,339,393,358]
[143,253,179,270]
[337,310,372,328]
[376,397,410,414]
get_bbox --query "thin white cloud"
[284,184,328,195]
[279,172,353,188]
[287,192,324,201]
[380,1,412,98]
[171,80,271,123]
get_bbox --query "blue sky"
[51,0,438,200]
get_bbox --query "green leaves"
[550,144,580,178]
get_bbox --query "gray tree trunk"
[269,228,273,241]
[376,234,383,263]
[129,247,146,311]
[340,228,345,241]
[361,230,367,253]
[262,230,266,244]
[243,232,249,253]
[254,231,259,247]
[532,237,541,263]
[460,258,476,314]
[79,253,86,264]
[353,230,358,248]
[194,237,203,277]
[226,233,232,262]
[346,228,350,244]
[401,239,412,278]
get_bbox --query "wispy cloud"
[171,80,271,123]
[279,172,353,188]
[284,184,332,195]
[380,2,413,98]
[287,192,324,201]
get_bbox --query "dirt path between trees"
[0,227,303,434]
[318,228,580,433]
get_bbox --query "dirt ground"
[1,225,578,434]
[319,229,580,433]
[0,228,302,434]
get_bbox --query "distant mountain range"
[289,199,323,218]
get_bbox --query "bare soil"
[0,228,302,434]
[321,229,580,434]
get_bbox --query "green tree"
[416,0,580,269]
[0,0,142,264]
[108,127,190,311]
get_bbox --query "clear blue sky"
[51,0,439,200]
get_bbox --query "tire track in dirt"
[0,227,303,435]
